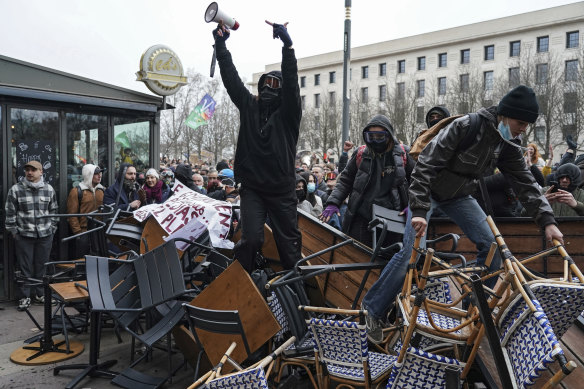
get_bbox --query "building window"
[567,31,579,48]
[396,82,405,99]
[460,49,470,64]
[460,74,469,92]
[565,60,578,82]
[300,76,306,88]
[301,96,305,110]
[329,71,336,84]
[397,60,405,74]
[535,126,545,142]
[379,84,387,101]
[484,45,494,61]
[537,36,549,53]
[538,95,548,113]
[315,74,321,86]
[484,71,494,91]
[416,79,425,98]
[379,63,387,77]
[329,91,336,105]
[564,92,577,114]
[314,93,321,108]
[509,67,520,88]
[536,63,548,84]
[438,53,447,68]
[509,41,521,57]
[416,106,425,123]
[563,125,577,140]
[361,87,368,103]
[362,66,369,79]
[438,77,447,96]
[417,56,426,71]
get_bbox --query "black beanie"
[497,85,539,123]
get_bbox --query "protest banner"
[133,183,233,249]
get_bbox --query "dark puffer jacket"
[216,40,301,194]
[409,106,556,228]
[174,164,202,193]
[326,115,415,233]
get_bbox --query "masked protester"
[174,164,203,194]
[425,106,451,128]
[543,163,584,216]
[320,115,414,248]
[213,20,302,272]
[297,173,323,217]
[104,163,145,211]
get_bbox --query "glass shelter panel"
[113,118,151,173]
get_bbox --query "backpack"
[76,185,104,212]
[356,143,408,168]
[410,113,482,161]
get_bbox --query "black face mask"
[259,88,281,106]
[367,141,389,155]
[296,189,306,203]
[428,118,441,127]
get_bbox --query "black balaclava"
[258,71,283,122]
[362,114,397,156]
[425,106,451,128]
[556,163,581,192]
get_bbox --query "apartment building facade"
[252,2,584,153]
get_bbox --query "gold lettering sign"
[137,45,187,96]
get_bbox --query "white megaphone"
[204,2,239,30]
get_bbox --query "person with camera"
[213,19,302,272]
[543,163,584,216]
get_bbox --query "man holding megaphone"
[212,20,302,273]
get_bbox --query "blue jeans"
[362,195,502,321]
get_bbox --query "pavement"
[0,301,197,389]
[0,301,313,389]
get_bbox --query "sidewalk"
[0,301,194,389]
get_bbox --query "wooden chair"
[300,305,397,389]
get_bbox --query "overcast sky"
[1,0,580,95]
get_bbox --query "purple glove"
[321,204,340,220]
[272,23,292,48]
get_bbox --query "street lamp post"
[341,0,351,144]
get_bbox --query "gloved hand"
[272,22,293,48]
[212,24,230,42]
[567,134,578,150]
[320,204,340,222]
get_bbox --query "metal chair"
[183,303,252,382]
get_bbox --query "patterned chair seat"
[386,346,464,389]
[326,351,397,381]
[528,281,584,339]
[207,366,268,389]
[497,295,572,387]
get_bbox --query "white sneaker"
[18,297,31,311]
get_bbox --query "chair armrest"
[427,233,460,252]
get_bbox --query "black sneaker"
[362,303,384,344]
[18,297,31,311]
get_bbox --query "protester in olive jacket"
[214,21,302,272]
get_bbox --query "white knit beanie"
[146,168,159,179]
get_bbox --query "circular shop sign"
[136,44,187,96]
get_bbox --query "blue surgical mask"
[307,183,316,193]
[197,185,203,190]
[498,121,512,141]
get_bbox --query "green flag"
[115,131,131,148]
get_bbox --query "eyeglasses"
[364,131,390,143]
[262,75,281,89]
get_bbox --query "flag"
[114,131,131,148]
[185,94,216,130]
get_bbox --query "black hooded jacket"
[174,164,202,193]
[326,115,415,233]
[103,163,142,211]
[425,106,451,128]
[215,39,301,194]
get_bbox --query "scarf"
[143,180,163,203]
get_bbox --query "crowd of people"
[6,19,584,342]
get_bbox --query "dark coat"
[216,40,301,194]
[409,106,555,228]
[103,163,142,211]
